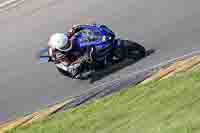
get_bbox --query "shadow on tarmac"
[89,40,156,83]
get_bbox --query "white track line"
[107,49,200,83]
[0,0,20,8]
[78,49,200,95]
[23,49,200,119]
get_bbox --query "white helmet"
[48,33,72,52]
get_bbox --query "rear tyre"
[123,40,146,60]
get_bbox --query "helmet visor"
[59,42,72,52]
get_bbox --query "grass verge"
[10,68,200,133]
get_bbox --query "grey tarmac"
[0,0,200,121]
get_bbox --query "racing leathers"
[48,24,114,77]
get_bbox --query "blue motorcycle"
[37,24,146,79]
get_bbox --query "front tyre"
[56,65,81,79]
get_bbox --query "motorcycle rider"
[48,23,115,78]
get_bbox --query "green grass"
[10,68,200,133]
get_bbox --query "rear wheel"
[122,40,146,60]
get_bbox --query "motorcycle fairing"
[76,25,115,49]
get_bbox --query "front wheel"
[56,64,81,79]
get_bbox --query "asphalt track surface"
[0,0,200,121]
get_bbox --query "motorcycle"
[37,25,146,79]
